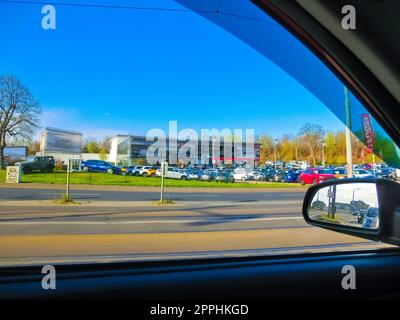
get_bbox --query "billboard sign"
[41,128,82,153]
[361,114,374,153]
[4,147,28,164]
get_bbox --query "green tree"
[84,139,100,153]
[258,134,273,164]
[99,148,107,160]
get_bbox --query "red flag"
[361,114,374,153]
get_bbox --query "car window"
[0,0,397,267]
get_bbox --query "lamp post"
[274,138,278,171]
[344,86,354,178]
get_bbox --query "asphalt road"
[0,186,304,202]
[0,185,387,265]
[0,185,306,234]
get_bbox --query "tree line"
[258,124,400,167]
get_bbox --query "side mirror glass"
[308,182,379,230]
[303,178,400,246]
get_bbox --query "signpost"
[66,159,71,200]
[160,161,168,203]
[327,185,337,219]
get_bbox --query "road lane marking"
[0,216,303,225]
[40,193,103,197]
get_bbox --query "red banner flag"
[361,114,374,153]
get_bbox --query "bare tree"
[0,75,41,168]
[298,123,325,167]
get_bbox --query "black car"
[21,156,55,173]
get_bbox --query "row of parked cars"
[18,157,400,185]
[222,164,399,185]
[79,160,400,184]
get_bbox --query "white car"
[246,171,262,181]
[233,168,248,181]
[165,168,189,180]
[353,169,374,179]
[139,166,151,176]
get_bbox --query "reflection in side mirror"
[308,182,379,230]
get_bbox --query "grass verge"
[0,170,306,189]
[153,198,176,205]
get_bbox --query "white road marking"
[169,194,219,197]
[40,192,102,196]
[0,216,302,225]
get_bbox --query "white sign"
[6,166,21,183]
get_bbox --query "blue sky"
[0,0,352,140]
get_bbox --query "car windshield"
[0,0,398,267]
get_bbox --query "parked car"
[332,167,347,179]
[139,166,158,177]
[357,209,367,224]
[233,168,248,181]
[123,166,140,176]
[200,169,217,181]
[215,171,234,183]
[271,169,286,182]
[282,170,301,183]
[254,171,267,181]
[81,160,121,174]
[21,156,55,173]
[165,167,188,180]
[186,168,202,180]
[353,169,375,179]
[246,171,260,181]
[299,168,336,185]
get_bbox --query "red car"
[299,168,336,185]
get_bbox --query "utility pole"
[344,87,353,178]
[160,161,168,203]
[66,159,71,200]
[274,138,278,171]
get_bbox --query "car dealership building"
[109,135,261,167]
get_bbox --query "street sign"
[6,165,21,183]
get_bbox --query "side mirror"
[302,178,400,246]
